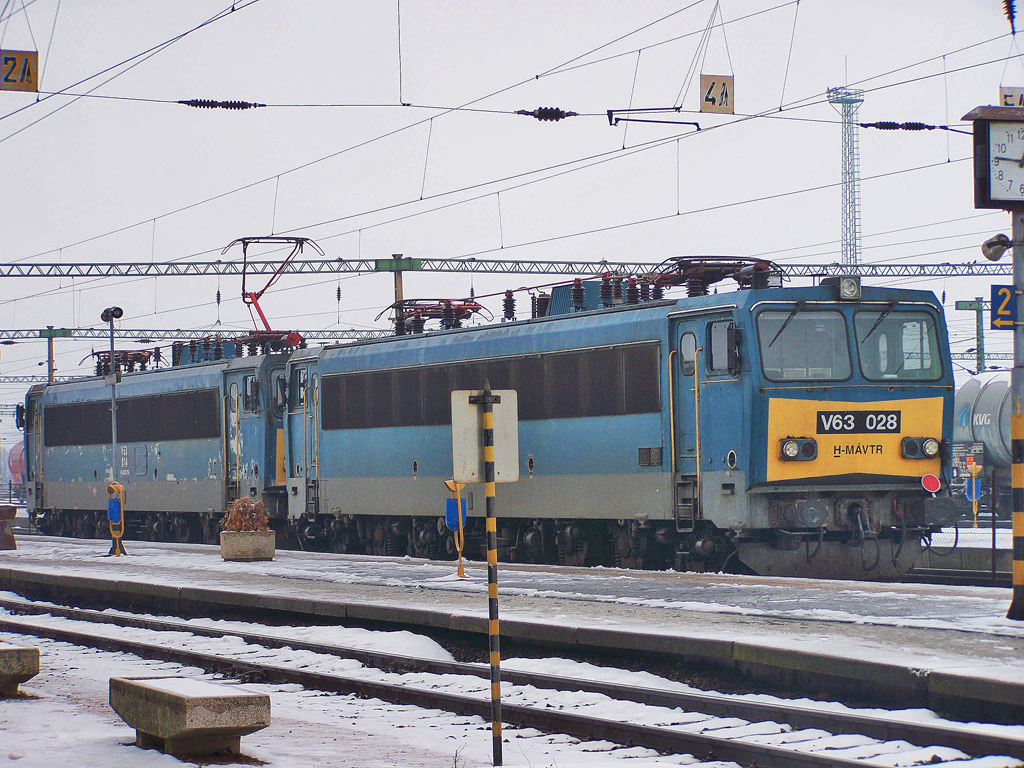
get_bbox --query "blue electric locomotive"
[21,259,956,579]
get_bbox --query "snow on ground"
[2,602,1024,767]
[5,536,1022,638]
[0,631,714,768]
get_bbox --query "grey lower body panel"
[43,480,224,515]
[314,473,673,521]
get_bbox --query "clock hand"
[995,155,1024,167]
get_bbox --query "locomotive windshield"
[854,309,942,381]
[756,309,851,381]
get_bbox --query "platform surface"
[4,535,1024,689]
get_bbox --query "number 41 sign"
[991,284,1017,330]
[699,75,734,115]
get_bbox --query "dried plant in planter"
[222,496,269,532]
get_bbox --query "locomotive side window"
[44,389,221,446]
[321,342,660,430]
[707,321,732,373]
[679,333,696,376]
[854,310,942,381]
[756,309,851,382]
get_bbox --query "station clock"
[964,106,1024,210]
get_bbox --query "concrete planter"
[220,530,275,562]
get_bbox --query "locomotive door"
[672,329,700,530]
[224,370,263,505]
[286,364,319,517]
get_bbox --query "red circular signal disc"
[921,474,941,494]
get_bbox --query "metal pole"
[109,319,118,484]
[975,298,986,374]
[993,467,999,587]
[46,326,55,383]
[482,380,502,766]
[1007,209,1024,619]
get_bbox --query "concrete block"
[0,505,17,550]
[109,676,270,757]
[0,643,40,696]
[220,530,275,561]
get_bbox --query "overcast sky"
[0,0,1019,417]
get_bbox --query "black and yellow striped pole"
[473,381,503,765]
[1008,209,1024,620]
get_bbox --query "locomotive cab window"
[242,375,259,412]
[756,309,851,382]
[273,371,287,417]
[290,367,308,410]
[707,320,739,374]
[855,309,942,381]
[679,332,697,376]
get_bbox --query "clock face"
[989,121,1024,201]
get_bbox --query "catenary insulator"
[613,277,623,302]
[652,283,664,300]
[442,301,456,329]
[395,309,406,336]
[410,314,426,334]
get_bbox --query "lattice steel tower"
[827,87,865,270]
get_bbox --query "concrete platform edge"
[0,566,1018,720]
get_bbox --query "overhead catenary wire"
[0,0,266,143]
[7,0,1010,276]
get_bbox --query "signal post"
[964,104,1024,618]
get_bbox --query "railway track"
[1,596,1021,768]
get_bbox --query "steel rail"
[0,598,1020,762]
[0,259,1011,278]
[0,613,915,768]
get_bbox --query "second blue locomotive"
[21,260,957,579]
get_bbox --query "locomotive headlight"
[902,437,940,459]
[837,275,861,301]
[780,438,817,461]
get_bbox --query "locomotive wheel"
[47,510,66,538]
[169,514,192,543]
[94,511,109,539]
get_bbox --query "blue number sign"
[991,284,1016,330]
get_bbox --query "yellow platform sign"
[1,50,38,92]
[699,74,733,114]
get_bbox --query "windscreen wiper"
[767,301,805,348]
[860,301,897,343]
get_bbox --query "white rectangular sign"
[451,390,519,483]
